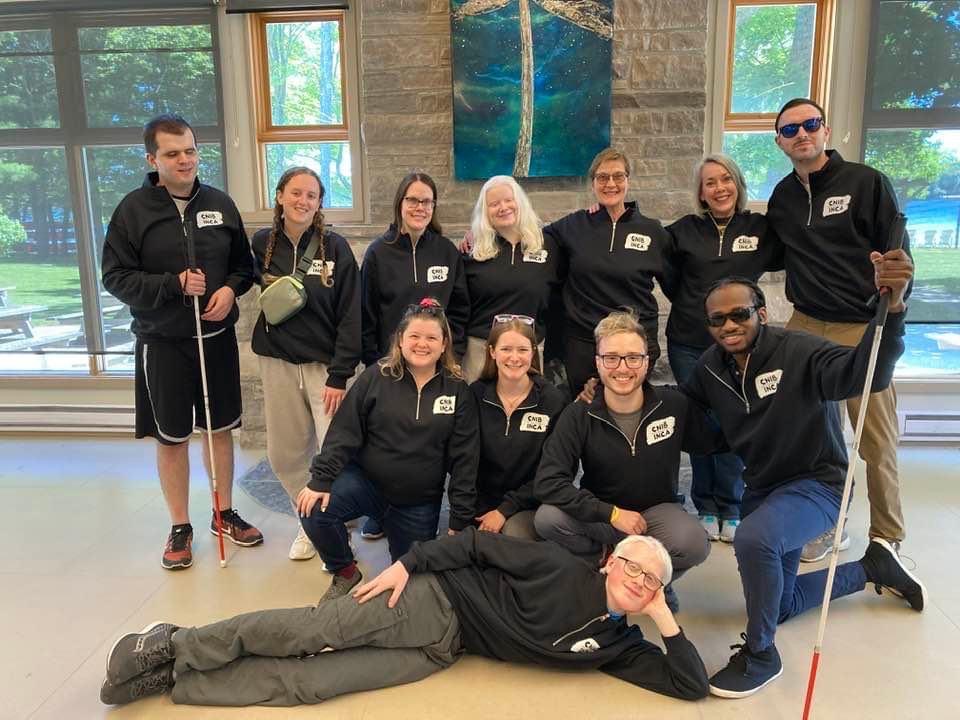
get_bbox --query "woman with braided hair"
[251,166,361,562]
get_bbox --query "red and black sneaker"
[161,527,193,570]
[211,508,264,547]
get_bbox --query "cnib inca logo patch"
[755,369,783,398]
[196,211,223,228]
[646,416,675,444]
[433,395,456,414]
[427,265,449,283]
[523,249,548,263]
[519,412,549,432]
[732,235,759,252]
[822,195,851,217]
[624,233,651,251]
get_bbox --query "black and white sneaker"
[105,621,177,685]
[709,635,783,698]
[860,538,927,611]
[100,661,174,705]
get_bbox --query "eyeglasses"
[403,196,436,209]
[597,353,648,369]
[493,314,534,326]
[777,117,823,138]
[616,556,664,591]
[593,172,628,185]
[706,306,759,327]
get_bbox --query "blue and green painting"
[450,0,613,179]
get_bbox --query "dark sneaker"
[860,538,927,611]
[100,661,174,705]
[106,621,177,685]
[212,508,264,547]
[709,634,783,698]
[161,527,193,570]
[361,517,384,540]
[801,527,850,562]
[319,568,363,603]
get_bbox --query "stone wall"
[236,0,788,448]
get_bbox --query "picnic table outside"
[0,304,47,339]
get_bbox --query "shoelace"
[166,531,190,552]
[130,665,173,699]
[725,633,752,672]
[134,640,173,675]
[219,510,253,531]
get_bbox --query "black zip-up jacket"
[399,528,708,700]
[361,226,470,364]
[470,375,569,518]
[535,384,725,522]
[250,226,360,388]
[664,211,783,349]
[681,312,906,494]
[543,203,669,341]
[102,173,254,340]
[308,363,478,530]
[463,233,561,342]
[766,150,912,323]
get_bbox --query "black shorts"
[135,327,243,445]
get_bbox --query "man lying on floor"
[101,528,709,706]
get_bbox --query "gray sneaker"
[100,661,174,705]
[319,569,363,603]
[105,621,176,685]
[801,527,851,563]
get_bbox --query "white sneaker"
[288,526,317,561]
[700,514,721,541]
[720,519,740,543]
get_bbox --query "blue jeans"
[736,478,867,652]
[301,463,441,572]
[668,341,745,520]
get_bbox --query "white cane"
[801,212,907,718]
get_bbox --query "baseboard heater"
[0,404,135,432]
[900,413,960,441]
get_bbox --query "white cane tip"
[220,560,227,568]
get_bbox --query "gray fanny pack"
[259,234,321,325]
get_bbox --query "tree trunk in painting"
[513,0,534,176]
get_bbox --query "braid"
[261,203,283,284]
[312,206,333,288]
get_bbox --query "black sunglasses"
[777,117,823,139]
[706,306,759,327]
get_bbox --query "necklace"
[708,212,730,240]
[497,380,532,415]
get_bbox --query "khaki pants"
[461,335,546,384]
[786,310,905,541]
[259,355,342,504]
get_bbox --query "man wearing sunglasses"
[767,97,911,564]
[681,265,924,698]
[101,529,711,707]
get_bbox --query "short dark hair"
[774,98,827,132]
[392,172,442,238]
[704,276,767,314]
[143,114,195,155]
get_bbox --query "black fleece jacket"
[543,203,669,341]
[250,226,360,389]
[463,233,561,342]
[399,528,708,700]
[664,211,783,349]
[681,311,906,494]
[102,173,253,340]
[766,150,911,323]
[308,363,478,530]
[361,226,470,364]
[470,375,569,518]
[535,384,725,522]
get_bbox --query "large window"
[0,8,224,375]
[720,0,834,201]
[862,0,960,376]
[250,11,359,215]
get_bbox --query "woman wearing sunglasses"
[470,316,568,539]
[543,147,670,398]
[663,153,782,544]
[298,298,479,602]
[461,176,560,382]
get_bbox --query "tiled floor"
[2,437,957,720]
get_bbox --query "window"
[862,1,960,377]
[720,0,834,201]
[250,11,360,216]
[0,9,225,376]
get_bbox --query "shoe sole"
[160,556,192,570]
[709,665,784,699]
[210,526,264,547]
[105,621,167,685]
[872,538,927,611]
[800,536,851,563]
[360,532,385,540]
[719,535,736,544]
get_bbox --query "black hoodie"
[766,150,911,323]
[469,375,569,518]
[535,384,725,522]
[543,203,669,341]
[361,226,470,364]
[308,363,478,530]
[102,173,254,340]
[681,312,906,494]
[250,226,361,389]
[399,528,708,700]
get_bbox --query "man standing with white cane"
[103,114,262,570]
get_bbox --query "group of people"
[99,97,925,708]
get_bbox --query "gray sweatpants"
[171,574,463,706]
